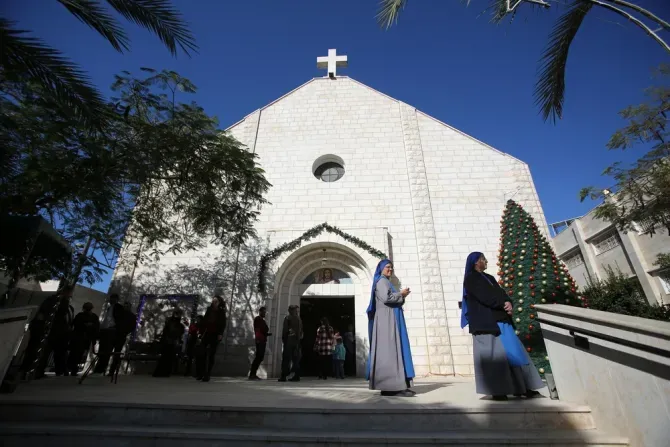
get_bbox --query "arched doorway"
[268,241,377,378]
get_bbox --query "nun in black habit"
[461,252,544,400]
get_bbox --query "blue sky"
[5,0,667,291]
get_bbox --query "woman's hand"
[401,288,411,297]
[504,301,513,315]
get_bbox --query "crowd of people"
[20,251,544,403]
[20,290,135,378]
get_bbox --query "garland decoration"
[257,222,387,296]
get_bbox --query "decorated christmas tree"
[497,200,584,375]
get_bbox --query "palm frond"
[377,0,407,29]
[0,19,108,122]
[106,0,198,56]
[57,0,129,52]
[488,0,510,23]
[534,0,593,123]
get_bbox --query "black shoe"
[492,395,508,401]
[202,377,210,382]
[288,377,300,382]
[405,389,416,396]
[248,376,261,381]
[525,390,542,398]
[196,376,203,381]
[381,390,414,397]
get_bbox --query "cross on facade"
[316,49,348,79]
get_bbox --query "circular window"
[312,154,345,183]
[315,162,345,182]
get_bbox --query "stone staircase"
[0,377,628,446]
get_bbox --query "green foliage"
[581,267,670,321]
[580,65,670,235]
[375,0,669,122]
[1,69,270,285]
[654,253,670,271]
[498,200,583,374]
[257,223,387,296]
[0,1,196,122]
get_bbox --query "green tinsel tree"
[497,200,584,375]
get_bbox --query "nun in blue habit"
[461,252,544,400]
[366,259,415,397]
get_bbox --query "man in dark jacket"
[95,294,135,375]
[67,302,100,376]
[195,296,227,382]
[279,305,302,382]
[248,306,271,380]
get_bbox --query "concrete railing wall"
[0,306,36,381]
[535,304,670,447]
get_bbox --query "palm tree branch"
[587,0,670,53]
[105,0,198,57]
[0,19,108,122]
[598,0,670,31]
[534,0,593,123]
[376,0,407,29]
[57,0,130,52]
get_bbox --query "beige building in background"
[551,207,670,305]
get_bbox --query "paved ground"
[1,375,577,411]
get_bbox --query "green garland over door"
[257,222,387,296]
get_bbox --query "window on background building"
[564,251,585,269]
[659,272,670,294]
[592,231,621,255]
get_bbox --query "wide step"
[0,423,629,446]
[0,400,597,432]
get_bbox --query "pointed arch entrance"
[265,236,384,378]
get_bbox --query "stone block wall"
[111,76,549,378]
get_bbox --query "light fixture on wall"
[322,248,327,266]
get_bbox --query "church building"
[111,49,549,379]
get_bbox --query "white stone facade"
[111,76,548,378]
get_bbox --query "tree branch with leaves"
[0,0,197,123]
[375,0,670,122]
[1,69,271,287]
[580,64,670,235]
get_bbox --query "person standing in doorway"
[333,336,346,379]
[314,317,335,380]
[366,259,415,397]
[67,302,99,376]
[278,305,302,382]
[196,296,227,382]
[249,306,271,380]
[461,252,544,400]
[343,324,355,377]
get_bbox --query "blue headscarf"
[366,259,415,381]
[461,252,483,329]
[366,259,392,324]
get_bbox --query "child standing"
[333,337,346,379]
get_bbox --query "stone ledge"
[534,304,670,340]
